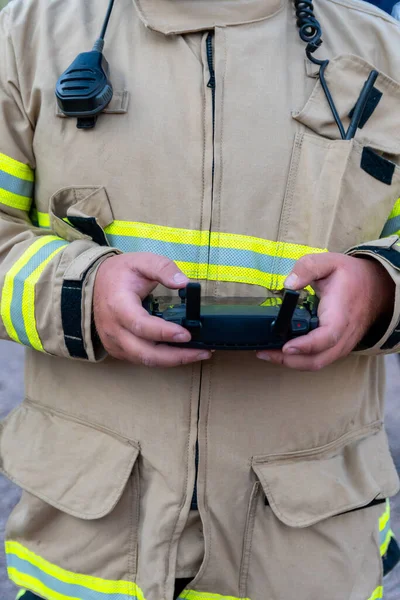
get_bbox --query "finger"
[256,345,344,371]
[284,253,344,291]
[120,332,212,367]
[282,319,346,356]
[125,252,189,291]
[119,304,192,343]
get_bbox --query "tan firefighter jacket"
[1,0,400,599]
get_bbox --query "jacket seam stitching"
[23,397,140,446]
[252,420,382,464]
[163,365,196,598]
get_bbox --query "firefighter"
[1,0,400,599]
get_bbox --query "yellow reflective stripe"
[387,198,400,222]
[105,222,326,261]
[107,220,209,246]
[0,153,34,181]
[6,541,145,599]
[381,529,394,557]
[379,499,390,532]
[22,245,65,351]
[367,586,383,600]
[180,592,250,600]
[0,153,34,212]
[15,590,27,600]
[35,211,326,261]
[175,262,313,292]
[260,297,282,307]
[34,211,324,290]
[0,189,32,211]
[381,198,400,237]
[175,261,286,288]
[0,236,65,345]
[210,232,326,260]
[32,209,50,227]
[8,568,77,600]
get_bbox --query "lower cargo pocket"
[1,400,141,590]
[240,425,399,600]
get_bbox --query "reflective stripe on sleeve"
[381,198,400,238]
[0,236,67,351]
[379,499,394,557]
[367,586,383,600]
[381,529,394,558]
[33,211,326,290]
[0,153,34,211]
[6,541,145,600]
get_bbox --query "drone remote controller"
[144,283,319,351]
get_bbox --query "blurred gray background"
[0,342,400,598]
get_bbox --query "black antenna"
[100,0,116,41]
[93,0,116,52]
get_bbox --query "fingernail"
[174,273,189,284]
[258,353,271,361]
[284,273,298,289]
[284,347,301,355]
[174,332,191,342]
[197,352,211,360]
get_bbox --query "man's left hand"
[256,253,395,371]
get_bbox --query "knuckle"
[102,328,119,344]
[310,360,325,372]
[157,325,170,343]
[330,330,340,347]
[153,254,172,271]
[299,255,315,272]
[272,354,284,366]
[181,353,196,365]
[138,352,157,368]
[299,341,311,354]
[131,318,144,338]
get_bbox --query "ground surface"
[0,342,399,598]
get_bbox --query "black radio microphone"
[55,0,116,130]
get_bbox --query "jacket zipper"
[190,31,215,512]
[206,32,216,141]
[205,31,215,268]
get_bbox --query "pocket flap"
[0,402,139,520]
[294,55,400,155]
[49,186,114,245]
[252,425,399,528]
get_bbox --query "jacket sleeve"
[345,236,400,355]
[0,8,118,362]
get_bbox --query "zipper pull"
[206,32,215,90]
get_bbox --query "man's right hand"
[93,252,212,367]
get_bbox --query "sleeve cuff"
[345,235,400,355]
[61,246,120,362]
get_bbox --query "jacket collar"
[133,0,285,34]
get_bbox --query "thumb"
[284,253,340,290]
[127,252,189,289]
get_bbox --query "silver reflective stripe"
[381,215,400,238]
[0,169,34,198]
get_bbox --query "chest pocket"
[278,54,400,255]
